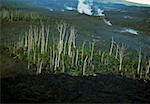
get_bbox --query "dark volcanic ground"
[1,73,150,103]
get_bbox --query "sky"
[125,0,150,5]
[96,0,150,6]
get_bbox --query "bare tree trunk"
[137,48,142,74]
[83,56,88,76]
[45,26,49,52]
[81,41,86,63]
[62,55,65,73]
[119,44,126,71]
[90,42,95,62]
[99,51,101,68]
[36,53,43,75]
[145,60,150,74]
[49,47,52,68]
[101,52,105,64]
[52,44,55,67]
[72,51,75,66]
[54,53,58,73]
[115,44,119,59]
[68,26,76,57]
[63,33,69,55]
[41,25,45,54]
[57,53,61,67]
[36,61,43,75]
[109,37,114,56]
[75,49,79,66]
[119,57,123,71]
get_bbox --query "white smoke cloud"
[77,0,105,16]
[96,9,105,16]
[77,0,112,26]
[77,0,93,15]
